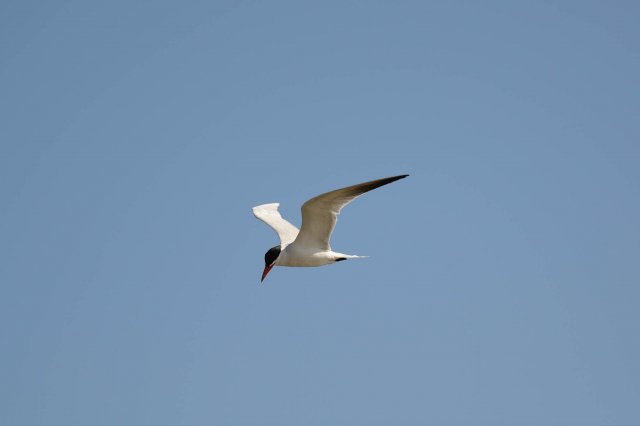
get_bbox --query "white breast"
[276,243,338,267]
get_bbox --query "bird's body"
[253,174,408,281]
[275,245,361,267]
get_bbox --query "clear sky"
[1,1,639,425]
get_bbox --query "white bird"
[252,174,408,282]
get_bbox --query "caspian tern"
[252,174,408,282]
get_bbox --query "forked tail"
[335,254,368,262]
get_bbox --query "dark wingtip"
[385,174,409,183]
[341,174,410,198]
[388,174,409,181]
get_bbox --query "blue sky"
[1,1,639,424]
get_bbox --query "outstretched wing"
[252,203,299,246]
[293,175,408,250]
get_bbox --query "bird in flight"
[252,174,408,282]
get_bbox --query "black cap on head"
[264,245,281,266]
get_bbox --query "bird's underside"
[276,244,365,267]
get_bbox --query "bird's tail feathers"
[333,253,368,262]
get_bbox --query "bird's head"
[261,245,281,282]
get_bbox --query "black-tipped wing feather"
[293,175,408,250]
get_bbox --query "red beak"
[261,264,274,283]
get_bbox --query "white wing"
[293,175,408,250]
[252,203,299,246]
